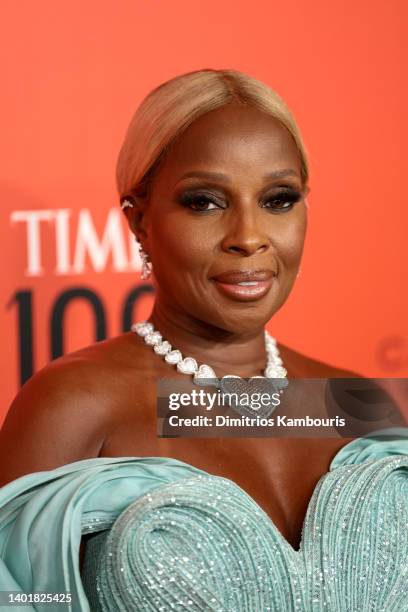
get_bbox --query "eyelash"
[179,188,302,213]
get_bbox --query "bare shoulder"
[0,332,152,484]
[277,342,363,378]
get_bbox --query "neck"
[149,300,268,378]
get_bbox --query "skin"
[0,103,361,551]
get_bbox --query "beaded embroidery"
[83,455,408,611]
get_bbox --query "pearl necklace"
[131,321,288,392]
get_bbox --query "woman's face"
[137,102,308,334]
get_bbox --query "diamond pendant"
[219,376,281,418]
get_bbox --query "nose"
[220,207,270,257]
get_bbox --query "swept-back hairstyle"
[116,68,309,201]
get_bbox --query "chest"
[100,418,351,550]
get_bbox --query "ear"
[120,196,150,244]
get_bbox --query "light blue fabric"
[0,458,207,611]
[0,429,407,611]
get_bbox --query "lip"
[211,269,275,283]
[211,269,276,302]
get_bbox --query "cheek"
[149,218,214,275]
[273,217,307,268]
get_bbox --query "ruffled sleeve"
[330,426,408,470]
[0,457,207,611]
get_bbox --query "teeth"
[237,281,258,286]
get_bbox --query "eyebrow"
[178,169,300,183]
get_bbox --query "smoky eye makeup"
[177,189,226,212]
[177,185,304,214]
[261,186,303,211]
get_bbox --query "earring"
[121,199,134,210]
[136,238,153,280]
[122,197,152,280]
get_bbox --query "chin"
[199,277,292,333]
[202,301,283,336]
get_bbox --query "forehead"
[157,103,302,179]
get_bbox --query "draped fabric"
[0,458,206,611]
[0,429,407,611]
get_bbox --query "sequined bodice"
[82,446,408,611]
[0,429,407,611]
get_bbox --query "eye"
[179,192,223,212]
[262,188,302,212]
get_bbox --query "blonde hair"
[116,68,309,200]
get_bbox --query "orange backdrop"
[1,0,407,425]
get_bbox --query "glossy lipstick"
[211,269,275,302]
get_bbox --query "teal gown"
[0,428,407,611]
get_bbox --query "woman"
[0,69,407,611]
